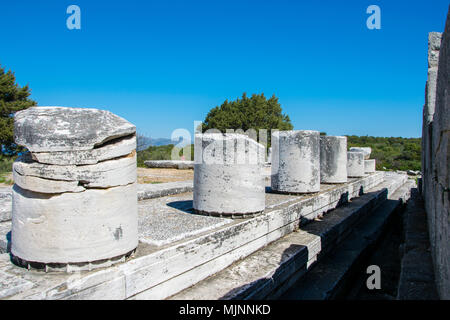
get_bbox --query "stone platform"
[0,172,385,299]
[171,172,409,300]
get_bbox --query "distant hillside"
[137,144,194,167]
[137,135,422,172]
[346,135,421,171]
[136,135,182,151]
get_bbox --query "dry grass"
[137,167,194,184]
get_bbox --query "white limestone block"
[364,159,376,173]
[193,133,265,216]
[31,134,136,165]
[320,136,348,183]
[11,183,138,264]
[14,107,136,152]
[12,172,85,193]
[349,147,371,160]
[13,152,137,192]
[347,152,365,177]
[271,130,320,193]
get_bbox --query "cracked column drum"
[193,133,265,217]
[364,159,376,173]
[320,136,348,183]
[347,151,365,177]
[271,130,320,193]
[11,106,138,267]
[11,183,138,264]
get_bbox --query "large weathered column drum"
[347,151,365,178]
[193,133,265,217]
[11,107,138,269]
[320,136,348,183]
[271,130,320,193]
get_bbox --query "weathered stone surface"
[14,107,136,152]
[0,191,12,222]
[397,189,438,300]
[347,151,365,177]
[169,173,407,300]
[12,172,85,193]
[193,133,265,216]
[31,134,136,165]
[137,180,193,201]
[0,270,33,299]
[421,9,450,300]
[349,147,371,160]
[144,160,194,170]
[271,130,320,193]
[364,159,376,173]
[320,136,347,183]
[11,183,138,264]
[13,152,136,192]
[0,172,385,300]
[138,194,230,246]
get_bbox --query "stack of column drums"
[348,147,376,177]
[11,107,138,271]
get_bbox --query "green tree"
[0,65,36,155]
[202,93,293,146]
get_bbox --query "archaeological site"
[0,3,448,306]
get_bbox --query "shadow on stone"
[166,200,194,214]
[6,231,11,253]
[218,244,309,300]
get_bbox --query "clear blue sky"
[1,0,448,139]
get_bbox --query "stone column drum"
[271,130,320,193]
[11,107,138,269]
[347,151,365,178]
[193,133,265,217]
[320,136,348,183]
[349,147,371,160]
[364,159,376,173]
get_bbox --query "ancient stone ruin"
[349,147,371,159]
[364,159,376,173]
[319,135,348,184]
[0,9,448,300]
[11,107,138,270]
[193,133,265,217]
[421,11,450,299]
[271,130,320,193]
[346,151,365,178]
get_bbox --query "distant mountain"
[136,135,184,151]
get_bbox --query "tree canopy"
[202,93,293,145]
[0,65,36,155]
[346,135,421,171]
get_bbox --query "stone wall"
[421,8,450,299]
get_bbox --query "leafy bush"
[137,144,194,167]
[346,135,421,171]
[0,155,15,174]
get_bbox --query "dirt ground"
[137,167,194,184]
